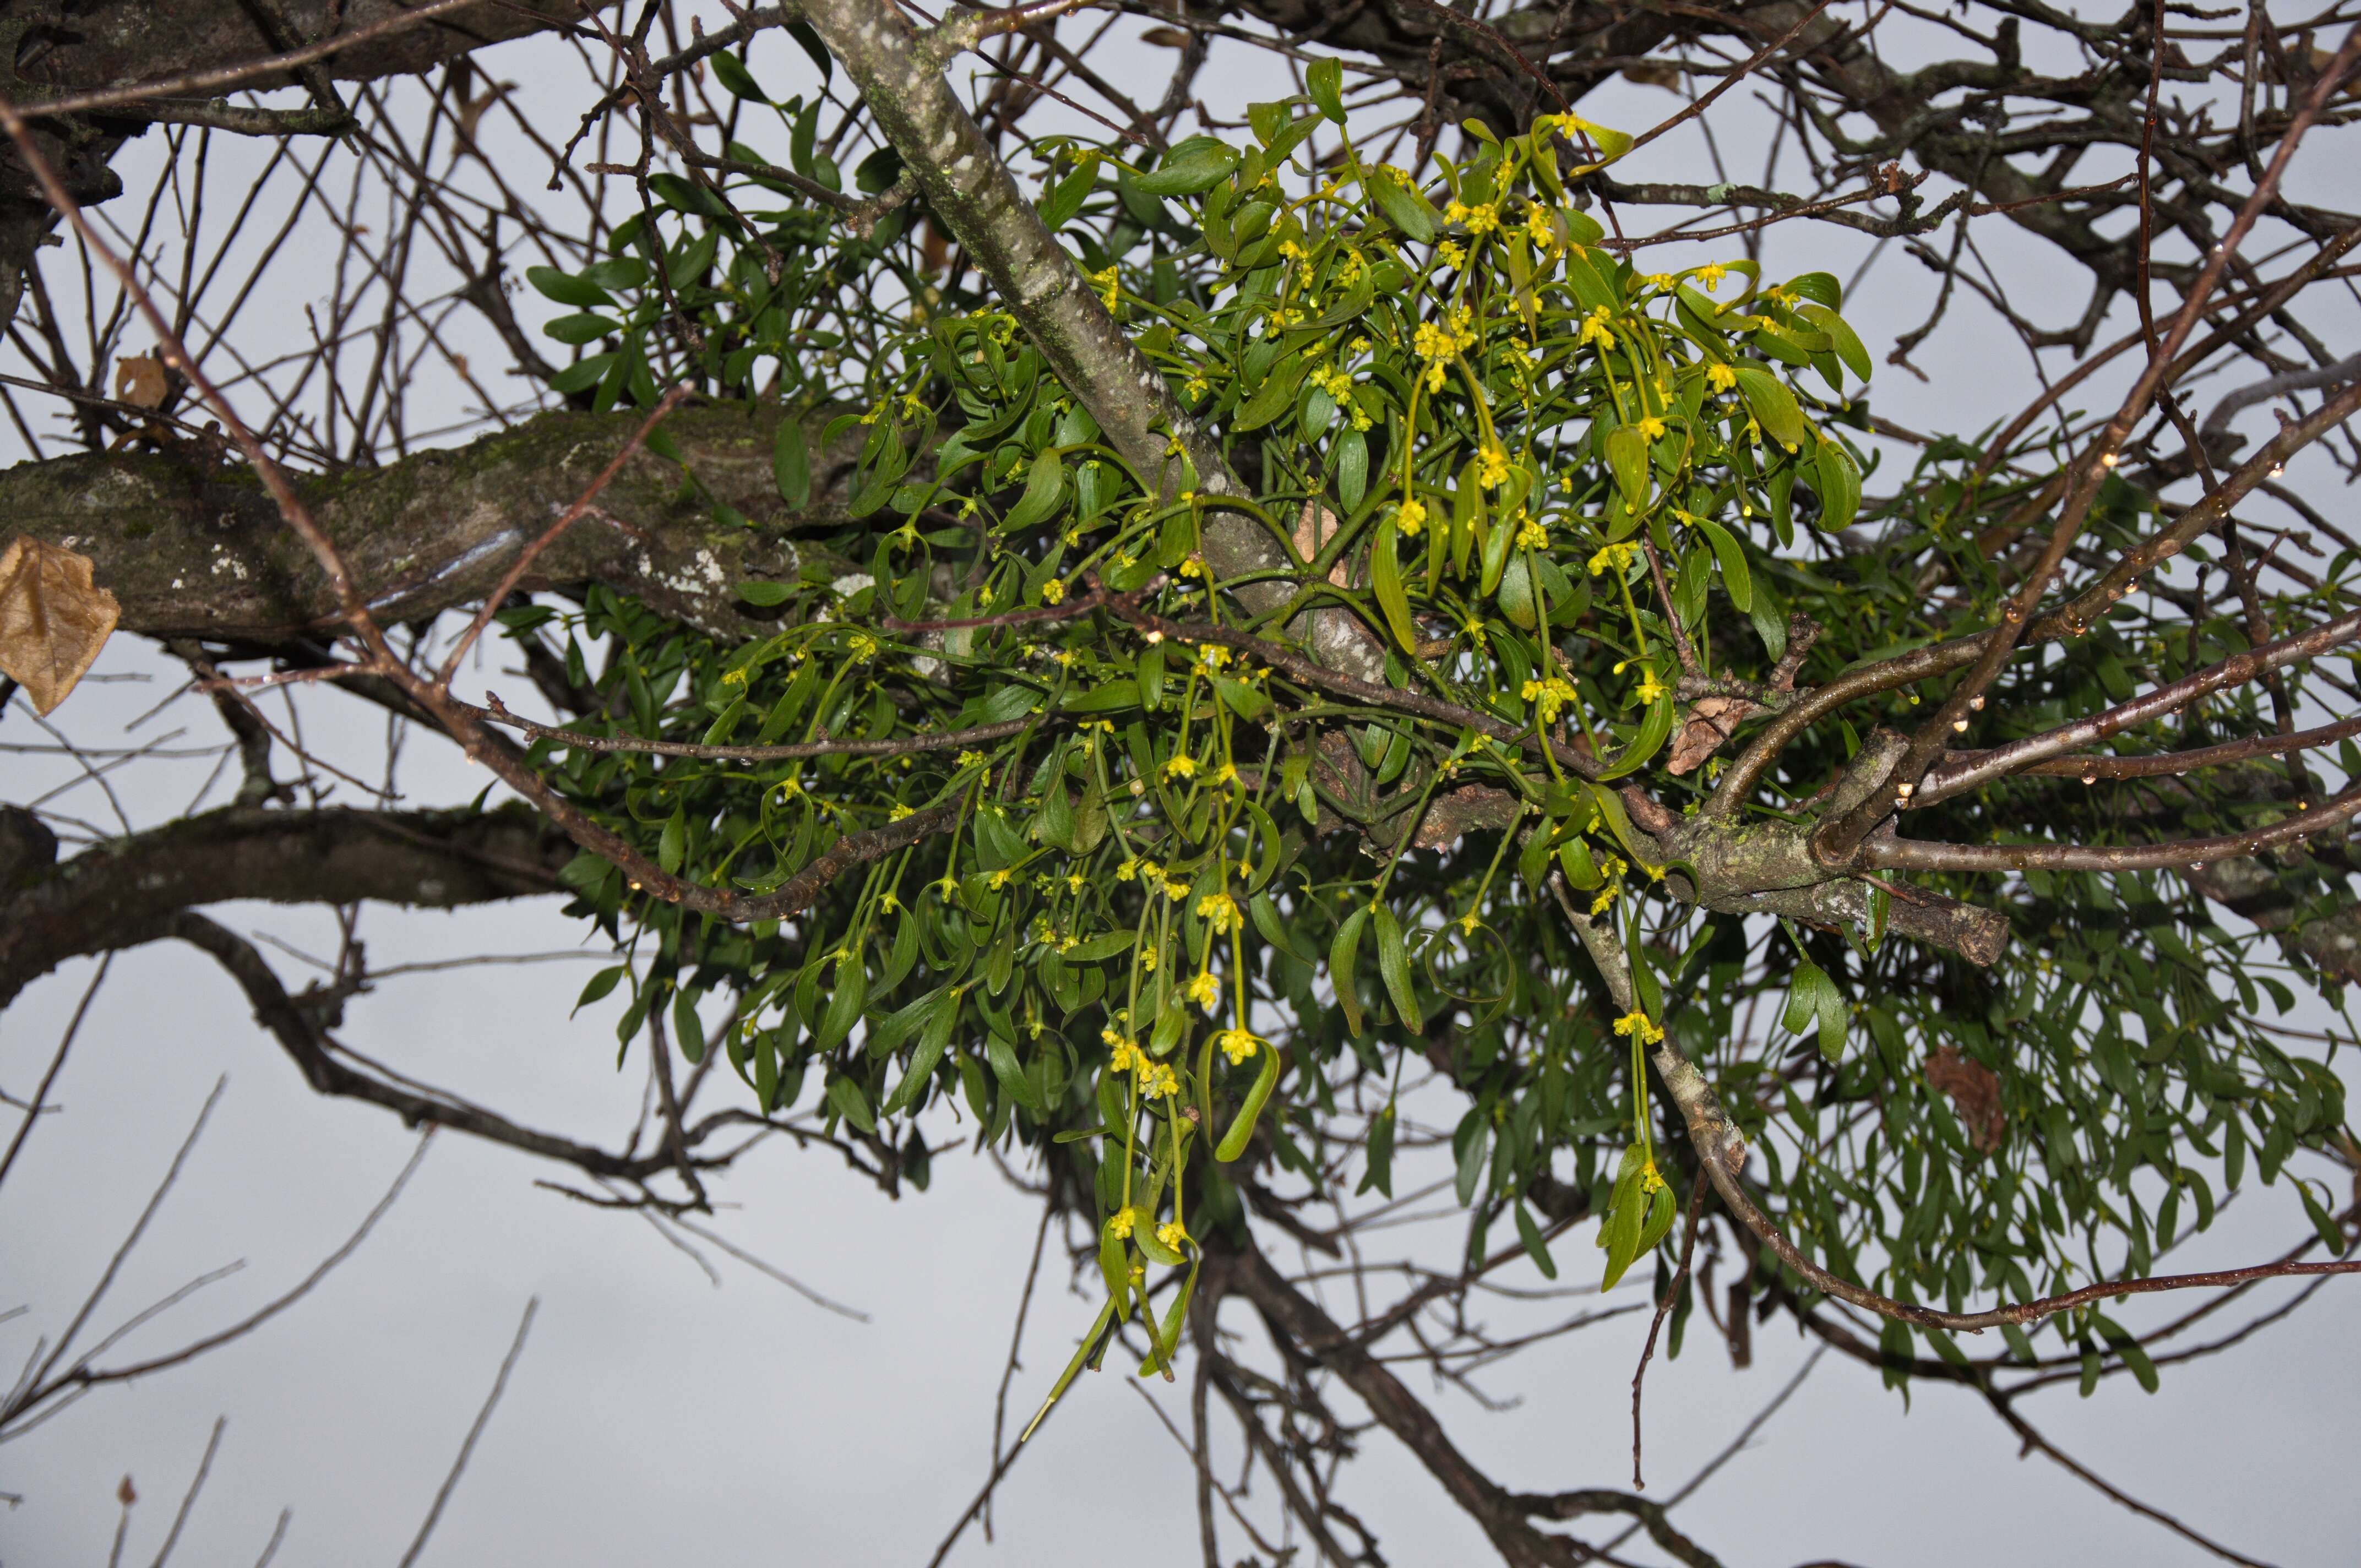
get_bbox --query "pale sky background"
[4,6,2359,1565]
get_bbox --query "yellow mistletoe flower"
[1116,857,1141,882]
[1396,498,1427,537]
[1144,1064,1180,1099]
[1107,1036,1140,1075]
[1706,362,1737,393]
[1185,970,1222,1012]
[1579,309,1616,350]
[1635,667,1668,704]
[1646,273,1674,290]
[1591,884,1617,916]
[1520,676,1577,725]
[1107,1206,1136,1239]
[1164,754,1198,781]
[1091,264,1120,311]
[1462,203,1499,235]
[1696,263,1727,291]
[1436,239,1467,270]
[1156,1219,1190,1250]
[1196,891,1242,935]
[1041,578,1067,606]
[1476,443,1510,489]
[1515,513,1549,551]
[1588,541,1639,577]
[1525,206,1557,248]
[1163,875,1190,903]
[1216,1028,1260,1065]
[1613,1010,1665,1046]
[889,803,914,821]
[1637,416,1668,441]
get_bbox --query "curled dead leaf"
[117,1474,138,1507]
[1667,694,1758,775]
[1620,61,1684,90]
[1292,502,1352,588]
[1925,1044,2006,1155]
[0,535,122,715]
[1140,26,1191,47]
[115,354,168,410]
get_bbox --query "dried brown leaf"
[117,1474,137,1507]
[1667,695,1756,775]
[0,535,122,715]
[1620,61,1683,90]
[1292,502,1351,587]
[115,354,168,410]
[1140,26,1190,47]
[1925,1044,2006,1155]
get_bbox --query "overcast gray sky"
[4,7,2358,1565]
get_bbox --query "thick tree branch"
[4,404,858,643]
[0,803,570,1007]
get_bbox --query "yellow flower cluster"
[1476,442,1510,489]
[1215,1028,1261,1065]
[1185,970,1221,1012]
[1196,891,1242,935]
[1144,1064,1179,1099]
[1444,199,1500,235]
[1107,1206,1136,1239]
[1040,577,1067,605]
[1514,512,1549,551]
[1521,676,1577,725]
[1579,305,1616,350]
[1156,1219,1190,1250]
[1613,1010,1665,1046]
[1395,498,1427,537]
[1588,541,1639,577]
[1411,306,1477,391]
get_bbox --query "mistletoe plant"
[495,48,2351,1417]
